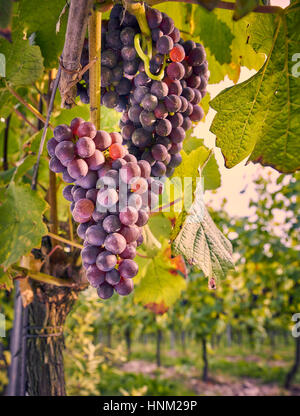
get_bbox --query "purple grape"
[115,277,134,296]
[94,130,112,150]
[53,124,73,142]
[119,206,138,226]
[82,245,101,265]
[105,269,121,285]
[87,264,106,287]
[96,250,117,272]
[120,225,140,243]
[118,259,138,279]
[97,282,114,299]
[156,35,174,54]
[103,214,122,233]
[67,159,88,179]
[49,156,64,173]
[104,232,127,254]
[85,224,107,246]
[47,137,58,157]
[55,141,75,166]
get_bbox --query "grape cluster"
[119,5,209,178]
[47,118,162,299]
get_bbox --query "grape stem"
[147,0,283,14]
[126,1,152,38]
[134,33,166,81]
[6,84,49,127]
[88,9,102,130]
[13,108,39,132]
[11,265,79,288]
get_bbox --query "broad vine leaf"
[210,6,300,173]
[18,0,68,68]
[172,181,234,281]
[134,256,187,307]
[0,183,48,268]
[0,38,43,86]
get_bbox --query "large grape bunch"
[78,4,209,179]
[47,118,162,299]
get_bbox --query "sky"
[194,0,291,217]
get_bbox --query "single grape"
[55,141,75,166]
[168,152,182,168]
[159,15,174,35]
[97,282,114,299]
[121,46,137,61]
[154,101,168,119]
[168,80,182,96]
[75,137,96,158]
[62,168,75,183]
[155,119,172,136]
[124,154,137,163]
[123,59,140,75]
[156,35,174,54]
[182,102,194,117]
[112,158,127,170]
[70,117,84,136]
[179,96,189,113]
[86,188,98,203]
[187,74,201,89]
[168,113,183,128]
[152,28,163,42]
[101,49,118,68]
[47,137,58,157]
[130,177,148,194]
[191,89,202,105]
[75,171,98,189]
[119,206,138,226]
[137,160,151,178]
[74,198,94,219]
[181,117,192,131]
[67,159,88,179]
[109,143,126,159]
[62,185,74,202]
[141,150,155,166]
[190,105,204,122]
[77,221,92,239]
[86,264,106,287]
[169,142,183,154]
[86,224,107,246]
[134,72,150,87]
[110,132,123,144]
[169,127,185,143]
[96,250,117,272]
[103,214,121,233]
[106,30,121,50]
[118,259,138,279]
[136,233,144,247]
[169,27,180,43]
[97,188,119,208]
[183,40,196,55]
[120,26,136,46]
[131,129,152,148]
[139,110,156,129]
[120,225,140,244]
[49,156,64,173]
[128,105,143,124]
[156,136,171,150]
[141,94,158,111]
[119,244,137,260]
[133,85,149,103]
[102,91,119,108]
[73,187,87,202]
[146,7,162,28]
[151,161,166,177]
[101,66,113,87]
[86,149,105,170]
[104,232,127,254]
[53,124,73,142]
[164,94,181,112]
[187,45,206,66]
[77,122,97,139]
[150,81,168,100]
[170,44,185,62]
[114,277,134,296]
[116,78,132,95]
[136,209,149,227]
[166,62,185,81]
[121,124,135,140]
[82,245,101,265]
[105,269,121,286]
[151,144,168,162]
[120,162,141,184]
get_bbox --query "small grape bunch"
[47,118,162,300]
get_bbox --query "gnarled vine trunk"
[26,283,79,396]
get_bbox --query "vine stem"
[31,67,61,191]
[126,1,151,37]
[11,266,77,288]
[3,115,11,171]
[13,108,39,132]
[47,232,83,250]
[147,0,283,14]
[6,84,48,127]
[88,9,102,129]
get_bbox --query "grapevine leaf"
[210,7,300,173]
[134,256,187,307]
[202,154,221,191]
[18,0,68,68]
[0,183,48,268]
[0,0,13,29]
[193,6,234,64]
[148,214,172,242]
[172,181,234,281]
[233,0,259,20]
[0,38,43,86]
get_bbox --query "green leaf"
[0,38,43,86]
[202,154,221,191]
[18,0,68,68]
[134,256,187,307]
[193,6,234,64]
[210,7,300,173]
[0,0,13,29]
[148,214,172,242]
[234,0,259,20]
[0,182,48,268]
[172,182,234,281]
[100,106,122,132]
